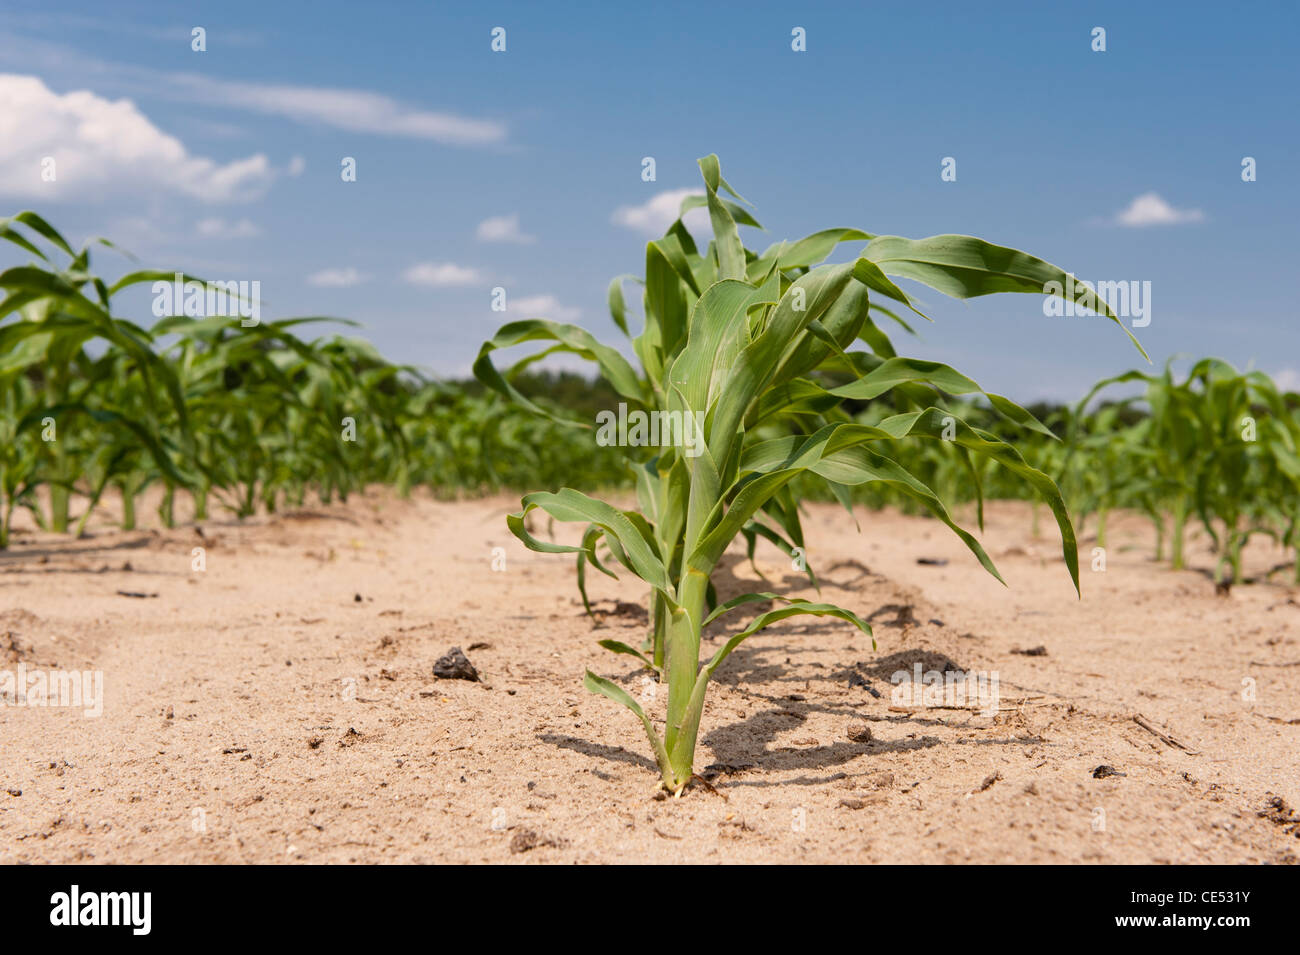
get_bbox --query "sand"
[1,489,1298,864]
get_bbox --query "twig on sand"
[689,773,729,801]
[1253,713,1300,726]
[1133,713,1200,754]
[887,695,1051,714]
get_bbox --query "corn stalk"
[480,155,1143,792]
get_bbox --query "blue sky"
[1,0,1296,400]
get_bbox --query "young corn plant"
[2,209,620,545]
[1067,359,1300,583]
[481,156,1144,793]
[0,212,190,540]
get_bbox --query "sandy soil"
[2,489,1298,864]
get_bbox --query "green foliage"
[1054,360,1300,583]
[0,213,622,546]
[478,155,1138,792]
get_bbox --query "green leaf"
[703,591,810,626]
[472,319,648,425]
[607,273,638,338]
[698,155,747,281]
[705,602,874,677]
[508,489,675,598]
[596,639,658,671]
[862,234,1148,360]
[583,671,671,783]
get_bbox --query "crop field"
[1,3,1297,896]
[4,167,1299,870]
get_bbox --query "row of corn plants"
[824,362,1300,586]
[0,213,623,547]
[1053,359,1300,584]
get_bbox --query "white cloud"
[307,267,369,288]
[0,74,272,202]
[197,217,260,239]
[403,262,484,287]
[511,294,581,322]
[611,188,709,236]
[287,155,306,177]
[476,213,535,244]
[1114,192,1205,227]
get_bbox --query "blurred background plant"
[0,212,625,547]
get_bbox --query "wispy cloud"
[611,188,707,236]
[0,74,272,202]
[0,37,507,147]
[0,12,264,47]
[403,262,484,287]
[307,267,370,288]
[167,74,506,146]
[1114,192,1205,227]
[197,217,260,239]
[476,213,535,244]
[510,294,580,322]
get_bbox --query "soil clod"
[849,724,874,743]
[509,829,556,853]
[2,632,25,663]
[433,647,479,682]
[1257,796,1300,837]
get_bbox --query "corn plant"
[479,155,1142,793]
[1,209,628,546]
[0,213,189,540]
[1071,359,1300,583]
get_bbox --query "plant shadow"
[537,733,659,774]
[697,643,1034,788]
